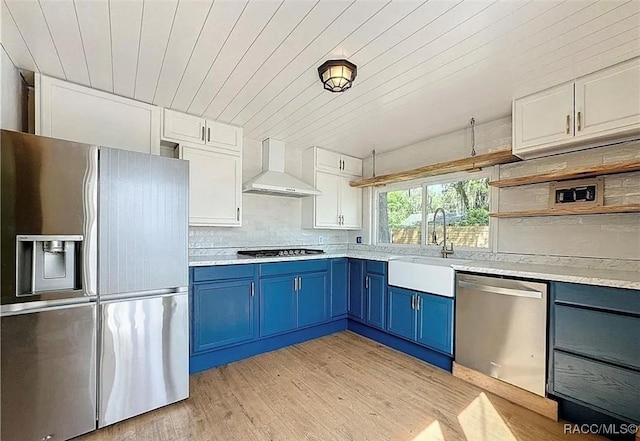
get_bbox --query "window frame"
[373,167,498,252]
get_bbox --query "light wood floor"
[77,331,603,441]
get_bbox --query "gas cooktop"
[237,249,325,258]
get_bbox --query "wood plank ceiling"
[2,0,639,158]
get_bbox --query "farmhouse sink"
[388,256,468,297]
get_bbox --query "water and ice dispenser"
[16,235,84,295]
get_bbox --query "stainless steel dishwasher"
[455,273,548,396]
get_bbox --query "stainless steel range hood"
[243,138,321,197]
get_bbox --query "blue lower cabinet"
[550,282,640,424]
[260,276,297,337]
[386,286,454,356]
[330,258,348,317]
[416,293,453,355]
[348,260,365,320]
[192,278,255,353]
[387,287,416,340]
[366,273,386,329]
[298,272,328,327]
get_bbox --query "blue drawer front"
[366,260,387,276]
[553,351,640,422]
[193,264,255,282]
[554,282,640,315]
[259,259,328,277]
[555,305,640,369]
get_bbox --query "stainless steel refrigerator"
[1,130,189,441]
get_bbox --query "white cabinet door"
[180,145,242,226]
[316,148,341,172]
[314,171,341,228]
[36,74,160,154]
[339,176,362,229]
[575,58,640,139]
[341,155,362,176]
[163,109,205,144]
[205,119,242,153]
[513,82,574,154]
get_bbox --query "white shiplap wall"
[189,138,350,255]
[362,118,640,262]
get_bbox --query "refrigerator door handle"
[83,146,99,297]
[1,297,95,316]
[99,287,188,303]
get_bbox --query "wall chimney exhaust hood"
[243,138,321,198]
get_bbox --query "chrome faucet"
[432,208,454,258]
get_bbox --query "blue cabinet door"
[298,272,328,327]
[416,293,453,355]
[366,273,386,329]
[330,259,348,317]
[192,279,255,353]
[387,287,416,340]
[260,276,296,337]
[348,260,365,320]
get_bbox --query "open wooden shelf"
[350,148,519,188]
[490,204,640,218]
[488,160,640,188]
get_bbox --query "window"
[376,175,491,249]
[378,187,422,245]
[426,177,490,249]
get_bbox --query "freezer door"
[99,293,189,427]
[1,302,97,441]
[98,147,188,297]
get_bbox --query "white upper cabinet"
[513,57,640,159]
[513,82,574,152]
[314,171,341,228]
[315,146,362,176]
[302,147,362,230]
[36,74,160,154]
[574,60,640,139]
[163,109,206,145]
[163,109,242,153]
[205,119,242,153]
[338,175,362,229]
[179,144,242,227]
[341,155,363,177]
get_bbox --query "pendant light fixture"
[317,59,357,92]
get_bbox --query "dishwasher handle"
[458,280,543,299]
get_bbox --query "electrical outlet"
[318,236,324,245]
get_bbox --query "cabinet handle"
[201,126,205,141]
[577,111,582,131]
[250,282,255,297]
[294,277,298,292]
[365,276,369,289]
[207,127,211,142]
[298,276,302,291]
[566,114,570,134]
[237,207,240,221]
[416,296,420,311]
[410,295,415,310]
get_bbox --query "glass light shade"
[317,59,357,92]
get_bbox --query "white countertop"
[189,252,640,290]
